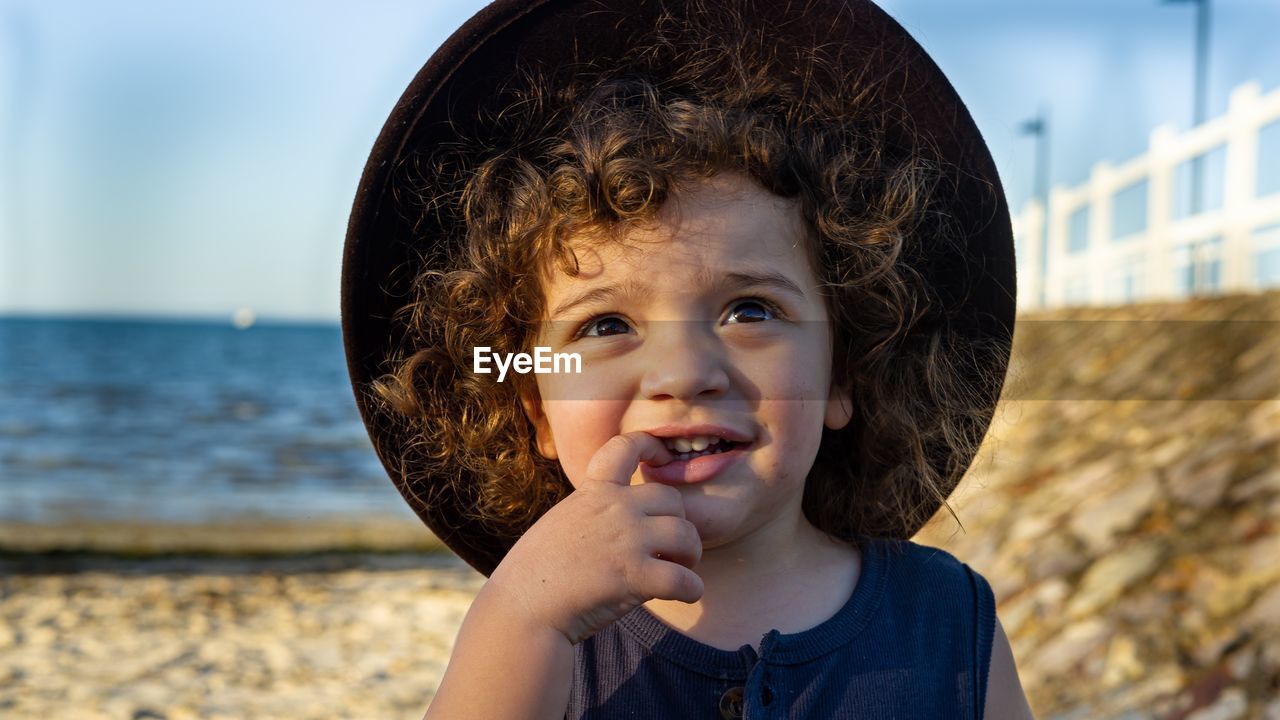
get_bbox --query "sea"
[0,316,418,526]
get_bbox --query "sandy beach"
[0,550,484,720]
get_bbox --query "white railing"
[1014,81,1280,311]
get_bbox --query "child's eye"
[725,298,779,324]
[573,315,632,339]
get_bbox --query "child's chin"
[681,504,744,549]
[686,494,806,552]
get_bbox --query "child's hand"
[485,431,704,645]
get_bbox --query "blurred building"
[1015,81,1280,311]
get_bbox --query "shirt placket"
[742,629,782,720]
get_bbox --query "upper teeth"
[664,436,722,453]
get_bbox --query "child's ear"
[824,380,854,431]
[519,388,558,460]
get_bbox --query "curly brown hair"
[370,0,1006,550]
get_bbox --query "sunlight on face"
[521,171,853,549]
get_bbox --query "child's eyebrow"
[549,267,808,319]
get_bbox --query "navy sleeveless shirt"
[567,536,996,719]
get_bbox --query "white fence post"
[1013,199,1044,312]
[1087,161,1115,305]
[1044,186,1070,307]
[1223,82,1262,292]
[1147,124,1179,301]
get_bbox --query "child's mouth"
[644,437,752,485]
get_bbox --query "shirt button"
[719,686,745,719]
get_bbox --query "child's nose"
[638,321,731,401]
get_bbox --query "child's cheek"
[548,398,631,489]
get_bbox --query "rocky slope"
[914,288,1280,719]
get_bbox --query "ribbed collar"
[615,535,889,679]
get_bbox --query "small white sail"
[232,306,256,330]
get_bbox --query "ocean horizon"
[0,315,419,528]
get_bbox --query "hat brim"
[341,0,1017,577]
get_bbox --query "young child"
[340,1,1034,717]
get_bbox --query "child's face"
[520,171,853,550]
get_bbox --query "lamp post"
[1162,0,1212,294]
[1019,107,1051,308]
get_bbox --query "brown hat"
[341,0,1017,576]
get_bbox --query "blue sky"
[2,0,1278,322]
